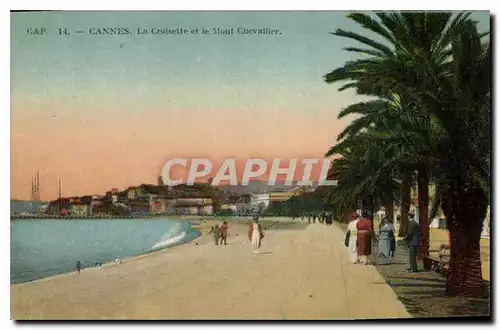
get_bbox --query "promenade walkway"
[11,222,410,320]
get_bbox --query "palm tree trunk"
[382,194,394,223]
[342,208,350,223]
[443,185,487,297]
[398,174,411,237]
[417,169,429,260]
[361,196,375,220]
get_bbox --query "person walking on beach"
[377,216,396,264]
[220,221,228,245]
[346,212,359,263]
[405,212,420,272]
[212,224,220,245]
[248,216,264,255]
[75,261,82,274]
[356,213,374,265]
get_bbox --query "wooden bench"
[423,244,450,276]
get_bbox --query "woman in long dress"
[356,214,374,265]
[377,216,395,263]
[248,216,264,255]
[346,212,359,263]
[209,225,220,245]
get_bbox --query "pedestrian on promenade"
[212,224,220,245]
[248,216,264,255]
[356,213,374,265]
[346,212,359,263]
[405,212,420,272]
[75,261,82,274]
[220,221,228,245]
[377,216,396,264]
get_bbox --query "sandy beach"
[11,220,410,320]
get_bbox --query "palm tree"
[428,21,490,296]
[326,127,401,222]
[330,93,437,240]
[323,13,490,296]
[325,13,475,260]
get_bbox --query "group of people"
[345,210,420,272]
[74,260,106,274]
[209,221,229,245]
[208,216,265,256]
[346,212,378,265]
[293,212,333,224]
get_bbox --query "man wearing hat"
[405,211,420,272]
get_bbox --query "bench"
[423,244,450,276]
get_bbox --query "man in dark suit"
[405,211,420,273]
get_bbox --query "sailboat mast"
[36,170,40,202]
[35,171,40,202]
[31,174,34,202]
[58,176,62,213]
[31,174,35,212]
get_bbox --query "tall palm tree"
[326,125,402,221]
[333,94,424,235]
[428,21,490,296]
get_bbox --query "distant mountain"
[10,200,48,214]
[218,181,316,195]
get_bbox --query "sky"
[10,11,490,200]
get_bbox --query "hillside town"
[15,176,318,218]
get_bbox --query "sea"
[10,218,201,284]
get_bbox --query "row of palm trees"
[323,13,490,297]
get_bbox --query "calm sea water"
[10,218,200,284]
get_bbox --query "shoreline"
[11,228,205,288]
[11,223,410,320]
[11,218,203,286]
[11,217,305,287]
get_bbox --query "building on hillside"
[173,198,213,215]
[220,204,237,212]
[68,196,92,216]
[69,200,90,216]
[126,186,146,201]
[91,196,104,214]
[149,195,170,214]
[129,200,151,216]
[239,193,252,204]
[268,186,314,203]
[45,196,92,216]
[251,194,270,208]
[46,199,64,214]
[92,204,114,216]
[269,191,297,203]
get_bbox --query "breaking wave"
[151,221,190,250]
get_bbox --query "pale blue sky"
[11,11,490,117]
[10,11,491,200]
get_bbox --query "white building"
[251,194,270,208]
[220,204,238,212]
[174,198,214,215]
